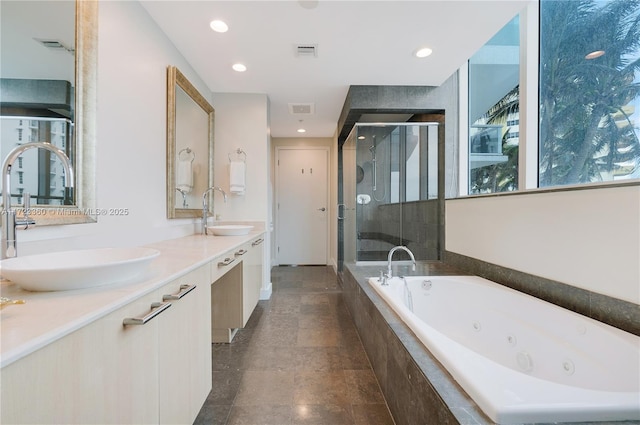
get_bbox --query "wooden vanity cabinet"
[0,264,212,425]
[1,290,161,424]
[210,235,264,342]
[242,236,264,324]
[157,265,212,424]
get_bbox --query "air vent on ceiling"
[294,44,318,58]
[34,38,75,54]
[288,103,315,115]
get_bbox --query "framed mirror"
[0,0,97,225]
[166,66,214,219]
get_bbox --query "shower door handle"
[337,203,345,220]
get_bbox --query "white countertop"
[0,230,265,368]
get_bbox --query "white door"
[276,147,328,265]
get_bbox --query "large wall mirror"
[0,0,97,225]
[166,66,214,219]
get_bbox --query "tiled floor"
[194,266,395,425]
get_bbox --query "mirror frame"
[25,0,98,225]
[166,66,214,219]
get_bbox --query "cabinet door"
[1,291,162,424]
[211,261,243,330]
[158,265,212,425]
[242,237,264,325]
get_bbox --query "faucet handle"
[23,192,30,210]
[16,192,36,229]
[379,270,388,286]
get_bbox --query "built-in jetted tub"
[367,275,640,424]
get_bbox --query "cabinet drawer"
[211,251,239,282]
[1,291,162,424]
[158,265,212,424]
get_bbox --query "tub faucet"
[386,245,416,279]
[1,142,74,259]
[202,186,227,235]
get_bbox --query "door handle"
[162,284,196,301]
[123,302,171,326]
[318,207,326,211]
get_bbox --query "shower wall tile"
[358,199,441,262]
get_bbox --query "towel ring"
[178,147,195,162]
[228,148,247,163]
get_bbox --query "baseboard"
[260,281,272,300]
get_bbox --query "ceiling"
[141,0,528,138]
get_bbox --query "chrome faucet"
[202,186,227,235]
[386,245,416,279]
[1,142,74,259]
[176,187,188,208]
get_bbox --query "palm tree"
[539,0,640,186]
[470,86,520,193]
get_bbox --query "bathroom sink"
[208,225,254,236]
[0,247,160,292]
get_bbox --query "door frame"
[275,146,330,265]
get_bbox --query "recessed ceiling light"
[297,128,306,133]
[415,47,433,58]
[232,63,247,72]
[585,50,605,60]
[358,136,366,140]
[209,20,228,33]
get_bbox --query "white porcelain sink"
[208,225,254,236]
[0,247,160,292]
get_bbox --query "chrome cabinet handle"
[217,257,235,267]
[234,249,248,256]
[162,284,196,301]
[252,238,264,246]
[123,301,171,326]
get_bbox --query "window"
[539,0,640,186]
[463,1,639,194]
[467,16,520,194]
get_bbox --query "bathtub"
[368,275,640,424]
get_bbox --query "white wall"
[211,93,270,223]
[446,185,640,304]
[211,92,272,296]
[20,1,206,255]
[271,137,338,270]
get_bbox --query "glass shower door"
[340,121,441,267]
[342,128,357,265]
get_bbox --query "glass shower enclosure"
[341,122,441,265]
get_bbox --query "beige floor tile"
[297,327,341,347]
[234,370,295,406]
[344,369,386,404]
[293,370,349,406]
[226,404,292,425]
[292,404,354,425]
[295,346,343,371]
